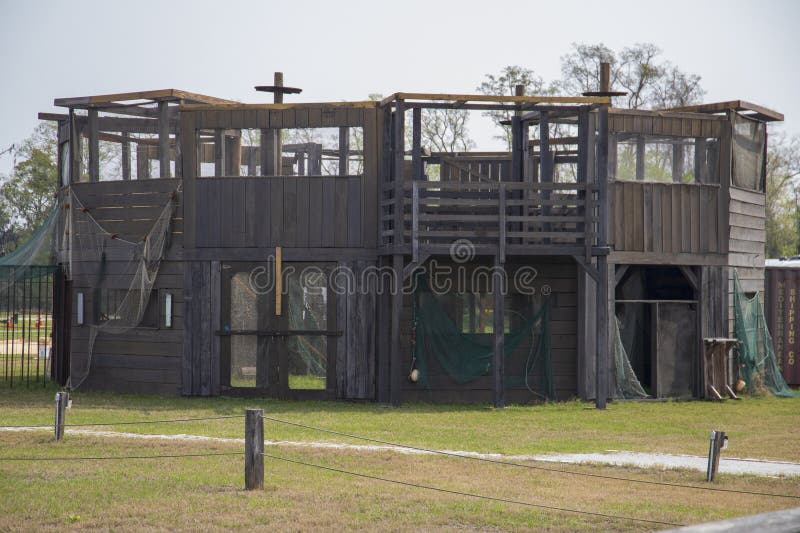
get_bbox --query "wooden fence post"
[706,430,726,482]
[245,409,264,490]
[54,391,67,441]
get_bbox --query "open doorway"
[615,266,698,398]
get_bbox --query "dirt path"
[3,426,798,477]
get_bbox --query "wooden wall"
[195,176,364,248]
[727,186,766,335]
[608,109,723,138]
[336,261,377,399]
[69,178,184,395]
[611,182,726,258]
[181,104,380,251]
[400,257,578,402]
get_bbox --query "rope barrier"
[261,415,800,501]
[262,452,685,528]
[0,452,244,461]
[0,414,246,430]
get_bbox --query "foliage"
[765,131,800,258]
[558,42,704,109]
[476,65,555,150]
[0,123,58,254]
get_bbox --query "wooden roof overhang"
[670,100,784,122]
[380,92,610,112]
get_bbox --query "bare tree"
[476,65,554,150]
[558,42,704,109]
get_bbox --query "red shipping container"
[765,265,800,385]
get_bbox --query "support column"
[338,126,350,175]
[259,72,286,176]
[214,129,225,177]
[390,254,403,406]
[88,108,99,182]
[635,135,645,180]
[595,102,610,410]
[493,256,505,408]
[158,101,171,178]
[411,107,422,180]
[121,132,131,180]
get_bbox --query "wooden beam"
[338,126,349,175]
[595,105,610,410]
[121,132,130,180]
[635,135,646,180]
[411,107,422,180]
[672,143,683,182]
[679,265,699,291]
[182,101,376,112]
[390,254,403,406]
[493,255,505,408]
[158,101,170,178]
[614,264,630,286]
[671,100,783,122]
[380,92,611,107]
[214,129,225,177]
[88,108,99,182]
[54,88,238,107]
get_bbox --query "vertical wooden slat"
[88,109,99,182]
[159,101,170,178]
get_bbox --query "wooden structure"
[41,71,781,404]
[702,338,739,400]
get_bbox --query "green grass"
[1,386,799,461]
[1,387,799,531]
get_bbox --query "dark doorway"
[615,265,698,398]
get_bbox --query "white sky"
[1,0,798,174]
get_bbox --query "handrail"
[403,180,599,252]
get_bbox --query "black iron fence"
[0,266,61,388]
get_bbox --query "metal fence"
[0,266,58,387]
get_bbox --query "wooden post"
[635,135,645,180]
[214,129,225,177]
[136,143,151,179]
[158,101,171,178]
[121,132,131,180]
[411,181,419,264]
[245,409,264,490]
[228,135,242,177]
[411,107,422,180]
[390,254,403,406]
[493,256,505,408]
[275,246,282,316]
[248,144,257,176]
[88,108,99,182]
[393,102,405,248]
[54,391,66,441]
[338,126,350,176]
[672,143,683,183]
[595,104,610,410]
[695,138,707,183]
[600,62,610,96]
[706,430,726,482]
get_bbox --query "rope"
[0,452,243,461]
[262,452,684,528]
[261,415,800,500]
[0,415,246,430]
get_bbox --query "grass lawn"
[1,386,799,531]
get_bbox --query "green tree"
[0,122,59,252]
[765,132,800,258]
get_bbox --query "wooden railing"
[381,180,598,257]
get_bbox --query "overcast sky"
[1,0,798,174]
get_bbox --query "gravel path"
[3,426,798,477]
